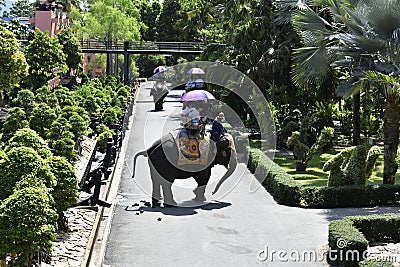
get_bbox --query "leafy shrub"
[1,107,29,143]
[0,147,56,200]
[12,89,36,115]
[324,147,355,187]
[97,130,113,152]
[102,107,117,127]
[365,146,381,180]
[249,147,400,207]
[329,214,400,266]
[29,103,57,138]
[325,145,378,187]
[45,156,79,215]
[6,128,52,159]
[344,145,367,186]
[0,187,57,266]
[287,131,309,161]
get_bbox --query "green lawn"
[273,147,400,187]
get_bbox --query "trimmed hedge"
[328,214,400,266]
[247,148,400,207]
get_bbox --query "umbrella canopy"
[153,66,167,74]
[180,90,215,102]
[187,67,205,74]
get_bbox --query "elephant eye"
[221,151,227,157]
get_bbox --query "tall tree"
[277,0,400,184]
[139,0,161,41]
[155,0,184,41]
[57,29,83,74]
[83,0,142,75]
[0,25,28,103]
[9,0,35,18]
[23,29,68,90]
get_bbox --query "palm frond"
[292,46,332,86]
[336,75,363,98]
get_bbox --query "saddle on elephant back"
[174,127,211,166]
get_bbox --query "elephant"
[132,131,237,207]
[150,81,168,111]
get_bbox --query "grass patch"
[274,147,400,187]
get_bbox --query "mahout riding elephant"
[132,131,237,207]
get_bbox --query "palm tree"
[275,0,400,184]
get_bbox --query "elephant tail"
[132,150,147,178]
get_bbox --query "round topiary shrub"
[1,107,29,144]
[101,107,117,127]
[0,187,57,266]
[0,147,56,200]
[6,128,52,159]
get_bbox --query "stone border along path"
[39,92,137,267]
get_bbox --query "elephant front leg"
[193,186,206,202]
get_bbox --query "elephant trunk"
[132,150,147,178]
[212,156,237,195]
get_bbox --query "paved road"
[104,83,400,267]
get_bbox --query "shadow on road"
[124,201,231,216]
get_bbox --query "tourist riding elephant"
[132,131,237,207]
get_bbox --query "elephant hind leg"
[151,170,162,208]
[160,179,177,207]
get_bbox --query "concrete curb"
[84,87,141,267]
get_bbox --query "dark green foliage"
[325,145,379,187]
[133,54,166,78]
[102,107,117,127]
[287,131,309,161]
[248,147,400,207]
[46,118,76,161]
[0,107,29,143]
[6,128,52,159]
[23,29,67,90]
[305,127,334,163]
[12,89,36,115]
[344,145,367,186]
[247,148,302,206]
[56,30,83,73]
[0,187,57,265]
[329,214,400,266]
[366,146,381,180]
[29,103,57,138]
[324,147,355,187]
[45,156,79,214]
[278,121,299,149]
[328,219,368,266]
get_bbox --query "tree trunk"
[383,87,400,184]
[352,93,361,145]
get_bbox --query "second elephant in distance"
[132,131,237,207]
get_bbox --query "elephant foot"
[163,201,177,208]
[193,195,206,202]
[151,198,161,208]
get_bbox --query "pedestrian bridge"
[80,40,205,55]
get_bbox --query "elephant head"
[211,134,237,195]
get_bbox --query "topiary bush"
[324,147,355,187]
[102,107,117,127]
[6,128,52,159]
[0,187,57,266]
[344,145,367,186]
[365,146,381,180]
[0,147,56,200]
[287,131,309,161]
[1,107,29,144]
[45,156,79,230]
[97,130,113,152]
